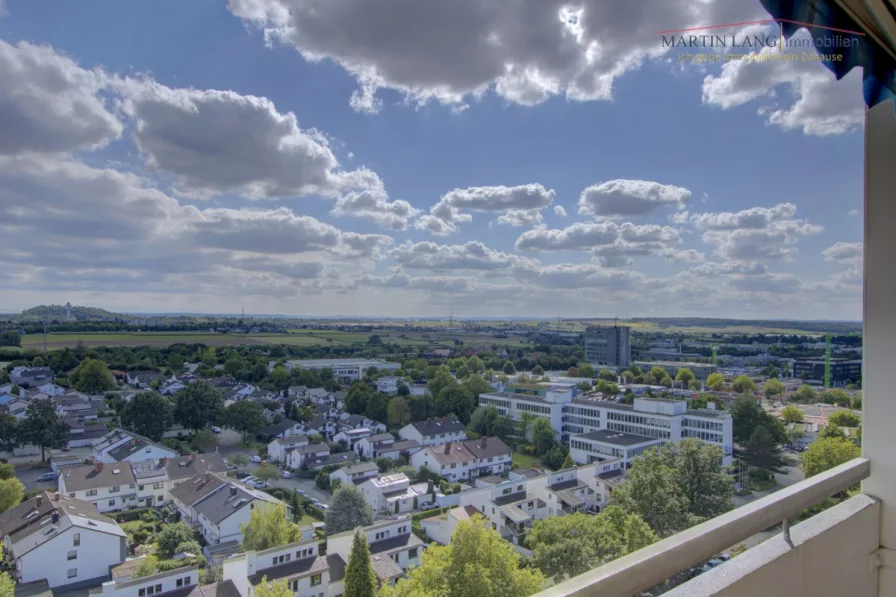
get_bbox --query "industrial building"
[584,324,631,370]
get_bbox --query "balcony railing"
[533,457,870,597]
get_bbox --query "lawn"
[295,514,318,528]
[512,451,542,470]
[20,332,270,349]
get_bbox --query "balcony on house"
[532,1,896,595]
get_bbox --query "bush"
[411,507,448,522]
[175,540,202,555]
[117,508,155,522]
[305,503,325,520]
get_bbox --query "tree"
[255,464,281,483]
[325,485,374,535]
[381,516,544,597]
[469,405,500,436]
[821,389,852,407]
[648,366,667,384]
[229,453,249,468]
[241,503,301,550]
[818,423,847,440]
[386,396,411,428]
[18,399,70,461]
[0,478,24,514]
[428,370,457,402]
[73,358,115,393]
[0,542,13,597]
[397,383,410,397]
[175,540,202,555]
[502,361,516,375]
[466,356,484,374]
[781,404,804,424]
[542,445,567,470]
[527,508,656,581]
[121,392,172,441]
[763,378,785,399]
[828,410,861,428]
[201,347,217,368]
[673,439,733,521]
[532,365,544,375]
[133,555,159,579]
[191,428,217,450]
[344,530,377,597]
[706,373,726,391]
[610,447,689,537]
[223,357,244,377]
[560,451,575,469]
[529,417,556,456]
[675,368,695,385]
[254,578,293,597]
[0,463,13,480]
[364,393,389,423]
[729,395,786,446]
[731,375,755,394]
[173,381,223,431]
[800,436,861,478]
[460,374,492,400]
[0,415,18,453]
[0,330,21,347]
[221,400,266,442]
[742,426,785,471]
[435,386,475,423]
[156,522,195,557]
[792,384,818,403]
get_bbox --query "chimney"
[95,462,104,472]
[36,495,43,509]
[230,486,237,496]
[160,457,168,466]
[52,512,59,523]
[444,442,451,454]
[204,472,210,483]
[480,437,487,449]
[54,492,61,502]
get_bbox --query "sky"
[0,0,866,319]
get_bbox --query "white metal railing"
[532,457,870,597]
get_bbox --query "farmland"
[16,329,532,351]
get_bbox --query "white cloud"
[822,241,863,263]
[228,0,758,112]
[0,40,122,155]
[848,209,860,216]
[391,240,529,271]
[692,203,822,261]
[419,183,554,234]
[578,179,690,218]
[554,205,567,216]
[115,78,381,199]
[516,221,680,255]
[661,248,705,263]
[331,187,420,230]
[357,272,475,294]
[669,210,690,225]
[701,31,864,136]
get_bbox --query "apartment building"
[327,516,423,587]
[398,418,467,447]
[479,389,734,465]
[58,462,138,513]
[569,429,664,468]
[223,539,330,597]
[0,492,126,589]
[409,437,512,482]
[584,325,631,369]
[275,358,400,381]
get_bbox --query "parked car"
[36,472,57,482]
[235,471,251,480]
[251,480,268,489]
[210,426,222,434]
[719,553,732,562]
[418,501,436,510]
[297,489,306,496]
[242,476,257,486]
[319,504,329,511]
[249,455,262,463]
[281,471,293,479]
[312,499,322,506]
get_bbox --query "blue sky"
[0,0,865,319]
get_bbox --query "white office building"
[479,389,733,465]
[274,359,400,381]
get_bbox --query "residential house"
[58,462,138,513]
[160,381,186,396]
[409,437,510,482]
[399,419,467,448]
[333,427,372,449]
[38,383,65,397]
[285,444,331,470]
[0,491,126,589]
[355,433,396,459]
[91,564,228,597]
[126,371,167,389]
[268,435,310,464]
[357,474,430,515]
[375,377,402,394]
[92,430,178,464]
[371,440,422,462]
[464,436,513,477]
[327,516,422,587]
[130,459,170,508]
[164,453,227,498]
[339,413,367,429]
[328,462,379,487]
[257,419,302,442]
[420,505,486,546]
[303,416,333,439]
[287,385,308,398]
[10,366,54,388]
[222,539,329,597]
[305,388,332,404]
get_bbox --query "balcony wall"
[663,494,879,597]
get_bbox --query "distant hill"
[20,304,119,321]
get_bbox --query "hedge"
[411,507,449,523]
[115,508,156,522]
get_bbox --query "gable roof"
[248,555,328,584]
[105,431,177,461]
[165,453,226,481]
[423,442,477,466]
[366,433,394,444]
[340,462,378,476]
[378,439,421,453]
[259,419,299,437]
[170,473,227,506]
[463,437,512,460]
[408,418,466,436]
[60,462,136,492]
[192,485,257,525]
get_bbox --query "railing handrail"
[532,457,870,597]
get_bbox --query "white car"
[281,470,293,479]
[210,426,222,434]
[36,472,57,482]
[251,480,268,489]
[319,504,329,510]
[242,476,257,486]
[249,455,262,463]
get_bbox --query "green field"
[15,328,531,350]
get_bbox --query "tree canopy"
[380,516,544,597]
[781,404,804,424]
[254,578,293,597]
[706,373,726,391]
[73,358,115,393]
[763,378,786,399]
[828,410,861,428]
[800,436,861,478]
[121,392,173,441]
[18,398,70,461]
[173,380,223,431]
[241,503,301,551]
[0,478,24,514]
[344,531,377,597]
[325,485,374,535]
[221,400,266,441]
[731,375,756,394]
[792,385,818,403]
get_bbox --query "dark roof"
[340,462,378,475]
[13,580,52,597]
[368,532,423,556]
[493,491,529,506]
[575,429,659,447]
[198,581,241,597]
[423,442,477,466]
[367,433,394,444]
[295,443,330,455]
[166,453,226,481]
[380,440,421,453]
[307,416,328,429]
[259,419,299,438]
[60,463,136,492]
[464,437,511,460]
[314,453,360,468]
[193,485,257,524]
[249,556,328,584]
[325,554,346,582]
[170,474,227,506]
[409,418,466,436]
[369,554,403,581]
[345,414,366,426]
[107,433,177,461]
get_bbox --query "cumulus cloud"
[0,40,122,155]
[357,272,475,293]
[554,205,567,216]
[823,241,863,263]
[702,31,864,136]
[417,183,554,234]
[331,187,420,230]
[515,222,680,257]
[691,203,822,261]
[228,0,757,112]
[391,240,528,271]
[115,78,381,200]
[578,179,690,218]
[511,260,649,291]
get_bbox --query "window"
[67,569,77,579]
[310,574,322,586]
[139,589,146,597]
[177,579,183,588]
[86,489,97,497]
[409,548,418,559]
[501,487,512,495]
[155,584,162,594]
[517,485,523,491]
[110,486,120,493]
[139,485,145,491]
[67,550,77,560]
[109,500,115,507]
[450,463,456,469]
[290,580,299,592]
[154,483,164,489]
[73,533,80,547]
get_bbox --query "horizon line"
[656,18,865,36]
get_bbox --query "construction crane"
[824,333,833,389]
